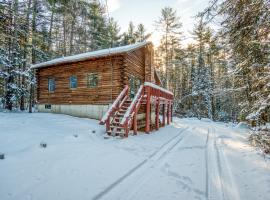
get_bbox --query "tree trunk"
[165,26,168,89]
[69,16,75,55]
[29,0,37,113]
[5,0,19,110]
[63,8,67,56]
[20,0,32,111]
[48,1,55,57]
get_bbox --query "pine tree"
[126,22,136,44]
[219,0,270,121]
[120,22,150,45]
[88,0,112,50]
[0,0,25,110]
[135,23,151,42]
[107,18,121,47]
[155,7,182,89]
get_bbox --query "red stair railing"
[99,85,129,132]
[120,85,144,136]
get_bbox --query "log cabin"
[32,41,173,137]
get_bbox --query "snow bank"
[249,130,270,154]
[201,118,212,122]
[236,122,250,129]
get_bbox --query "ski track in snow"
[92,127,189,200]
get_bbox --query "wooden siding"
[123,43,154,85]
[124,47,145,85]
[36,43,155,105]
[37,55,124,105]
[144,44,154,83]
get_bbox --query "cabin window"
[45,104,51,109]
[69,75,77,89]
[87,73,98,88]
[48,78,55,92]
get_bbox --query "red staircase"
[107,98,132,136]
[100,82,173,137]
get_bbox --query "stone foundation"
[37,104,155,123]
[37,104,110,120]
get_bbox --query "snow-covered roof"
[31,41,152,69]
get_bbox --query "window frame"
[87,73,98,88]
[48,77,55,92]
[69,75,78,89]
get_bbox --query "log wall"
[37,55,124,105]
[36,43,156,105]
[123,43,155,85]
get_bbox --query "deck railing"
[120,82,173,134]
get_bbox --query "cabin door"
[129,75,141,99]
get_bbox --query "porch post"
[167,101,171,125]
[145,86,151,133]
[171,102,173,123]
[133,109,137,135]
[155,97,160,130]
[106,117,110,134]
[162,102,166,127]
[124,123,129,137]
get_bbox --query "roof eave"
[31,52,126,70]
[31,41,153,70]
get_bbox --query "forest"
[0,0,269,124]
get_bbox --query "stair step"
[113,117,123,121]
[110,125,124,129]
[107,130,125,136]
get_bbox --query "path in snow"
[92,127,189,200]
[0,113,270,200]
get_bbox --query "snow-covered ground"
[0,113,270,200]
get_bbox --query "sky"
[102,0,210,46]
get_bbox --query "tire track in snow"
[205,128,210,200]
[92,127,189,200]
[206,127,224,200]
[213,128,241,200]
[206,127,240,200]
